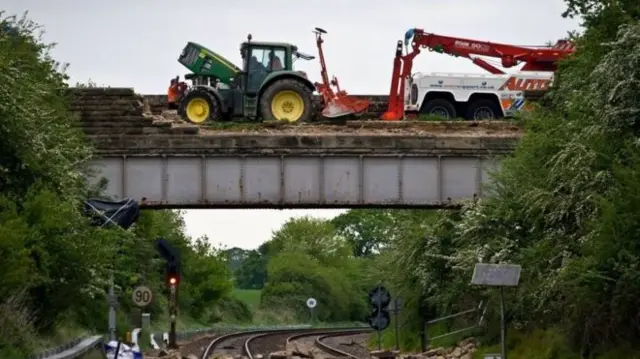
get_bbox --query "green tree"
[0,13,92,199]
[224,247,250,272]
[0,13,237,356]
[259,216,369,322]
[380,2,640,354]
[234,250,267,289]
[181,236,233,321]
[268,216,352,265]
[331,209,395,257]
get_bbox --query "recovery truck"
[382,29,575,121]
[171,27,369,124]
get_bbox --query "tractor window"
[246,48,269,93]
[265,49,285,71]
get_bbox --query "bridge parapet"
[70,88,524,208]
[68,87,522,157]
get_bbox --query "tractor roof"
[241,41,298,51]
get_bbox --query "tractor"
[172,27,368,124]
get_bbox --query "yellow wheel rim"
[185,98,210,123]
[270,90,305,122]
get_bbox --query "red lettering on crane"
[498,77,551,91]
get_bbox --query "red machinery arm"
[381,28,575,121]
[313,27,370,118]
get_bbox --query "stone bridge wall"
[68,87,522,156]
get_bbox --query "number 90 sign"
[132,286,153,307]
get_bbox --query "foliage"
[331,210,395,257]
[0,12,235,357]
[0,12,92,199]
[359,1,640,356]
[229,4,640,354]
[245,216,369,323]
[226,248,267,289]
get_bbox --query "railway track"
[199,327,371,359]
[285,328,373,359]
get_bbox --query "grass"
[472,328,640,359]
[233,288,262,309]
[367,318,478,353]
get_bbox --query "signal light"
[165,261,180,286]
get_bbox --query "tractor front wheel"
[179,89,221,124]
[260,79,313,123]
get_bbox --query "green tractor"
[172,28,369,124]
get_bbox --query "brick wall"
[68,88,198,136]
[68,87,521,156]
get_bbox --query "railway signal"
[367,285,391,350]
[367,307,391,331]
[155,238,181,349]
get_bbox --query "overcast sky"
[4,0,580,249]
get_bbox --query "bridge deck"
[90,154,501,209]
[73,87,521,208]
[87,127,518,209]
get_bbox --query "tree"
[381,4,640,353]
[224,247,250,272]
[331,210,395,257]
[0,13,237,356]
[0,13,92,199]
[234,250,267,289]
[268,216,352,265]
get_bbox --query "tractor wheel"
[179,89,221,124]
[260,79,313,123]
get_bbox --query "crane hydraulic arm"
[381,28,575,121]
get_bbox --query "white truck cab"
[405,71,554,120]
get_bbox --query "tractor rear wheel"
[179,89,221,124]
[260,79,313,123]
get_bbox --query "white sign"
[306,297,317,309]
[471,263,521,287]
[132,286,153,307]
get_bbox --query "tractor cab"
[239,37,315,94]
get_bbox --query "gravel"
[150,110,523,137]
[246,333,299,357]
[320,333,372,359]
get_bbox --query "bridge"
[72,88,522,208]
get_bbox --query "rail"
[28,324,312,359]
[314,329,373,359]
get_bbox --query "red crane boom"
[381,28,575,121]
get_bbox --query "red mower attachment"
[313,27,370,118]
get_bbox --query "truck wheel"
[180,89,221,124]
[421,98,457,119]
[465,99,502,120]
[260,79,313,123]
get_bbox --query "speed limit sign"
[132,286,153,307]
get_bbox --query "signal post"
[167,273,179,349]
[156,238,181,349]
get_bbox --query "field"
[233,288,262,309]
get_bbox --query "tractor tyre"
[179,89,222,124]
[260,79,313,123]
